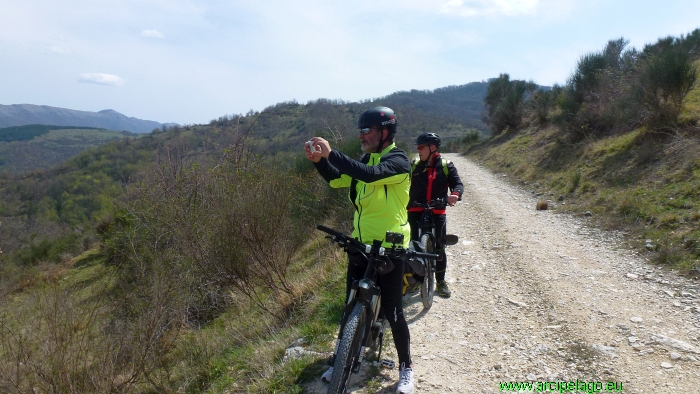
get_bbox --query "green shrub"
[636,39,698,126]
[102,144,346,323]
[17,232,82,266]
[484,74,537,134]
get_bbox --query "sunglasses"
[359,127,380,135]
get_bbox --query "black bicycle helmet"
[357,107,397,136]
[415,132,441,148]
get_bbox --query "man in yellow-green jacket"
[305,107,415,394]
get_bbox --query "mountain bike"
[409,198,459,309]
[317,225,439,394]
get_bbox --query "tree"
[636,38,698,126]
[483,74,537,134]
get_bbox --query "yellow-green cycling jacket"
[314,143,411,248]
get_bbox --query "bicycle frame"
[407,199,459,309]
[412,198,459,248]
[319,230,393,370]
[317,225,439,392]
[340,242,384,354]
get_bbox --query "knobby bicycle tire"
[420,233,435,310]
[328,303,367,394]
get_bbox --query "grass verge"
[466,125,700,274]
[0,229,349,393]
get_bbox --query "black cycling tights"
[345,250,412,367]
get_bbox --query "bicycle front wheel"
[328,303,367,394]
[420,233,435,310]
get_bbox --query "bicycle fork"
[364,288,397,370]
[355,283,385,372]
[419,226,438,270]
[332,279,387,372]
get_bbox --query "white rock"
[669,352,682,361]
[630,316,643,323]
[508,298,528,308]
[592,344,617,357]
[651,333,700,354]
[530,344,551,355]
[660,362,673,369]
[283,346,324,363]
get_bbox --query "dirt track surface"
[304,154,700,394]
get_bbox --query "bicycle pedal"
[373,359,395,369]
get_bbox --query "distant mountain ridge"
[0,104,168,133]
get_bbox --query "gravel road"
[304,154,700,394]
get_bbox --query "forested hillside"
[223,81,489,151]
[0,83,487,272]
[0,125,138,172]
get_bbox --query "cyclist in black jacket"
[408,132,464,298]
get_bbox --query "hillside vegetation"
[0,125,138,172]
[471,28,700,273]
[0,83,488,263]
[0,85,487,392]
[0,122,351,393]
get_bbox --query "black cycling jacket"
[408,153,464,214]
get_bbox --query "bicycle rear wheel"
[328,303,367,394]
[420,233,435,310]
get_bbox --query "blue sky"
[1,0,699,125]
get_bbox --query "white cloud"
[78,73,125,86]
[141,29,164,38]
[441,0,539,17]
[45,44,71,54]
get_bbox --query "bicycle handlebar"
[409,198,447,210]
[317,225,440,260]
[316,225,372,253]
